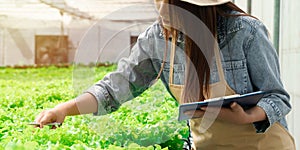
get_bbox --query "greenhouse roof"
[0,0,157,29]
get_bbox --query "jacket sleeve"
[244,22,291,133]
[85,26,159,116]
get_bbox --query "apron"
[167,38,296,150]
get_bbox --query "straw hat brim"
[180,0,232,6]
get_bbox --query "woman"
[35,0,295,149]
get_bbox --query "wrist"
[54,101,73,117]
[245,106,267,123]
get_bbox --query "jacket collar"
[217,11,244,46]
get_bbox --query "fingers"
[34,110,56,128]
[182,103,244,121]
[34,110,46,123]
[39,111,54,128]
[34,110,47,128]
[184,110,205,119]
[230,102,243,112]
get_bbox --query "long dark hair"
[161,1,251,103]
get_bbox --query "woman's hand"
[34,108,66,128]
[184,102,267,124]
[34,93,98,128]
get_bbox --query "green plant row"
[0,66,189,150]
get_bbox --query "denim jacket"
[86,12,291,133]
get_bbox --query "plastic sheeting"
[280,0,300,148]
[0,0,158,66]
[0,0,155,29]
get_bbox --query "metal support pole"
[247,0,252,14]
[1,29,5,66]
[274,0,281,54]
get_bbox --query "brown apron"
[168,38,295,150]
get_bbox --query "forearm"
[54,93,98,116]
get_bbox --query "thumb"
[230,102,243,112]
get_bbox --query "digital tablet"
[178,91,265,121]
